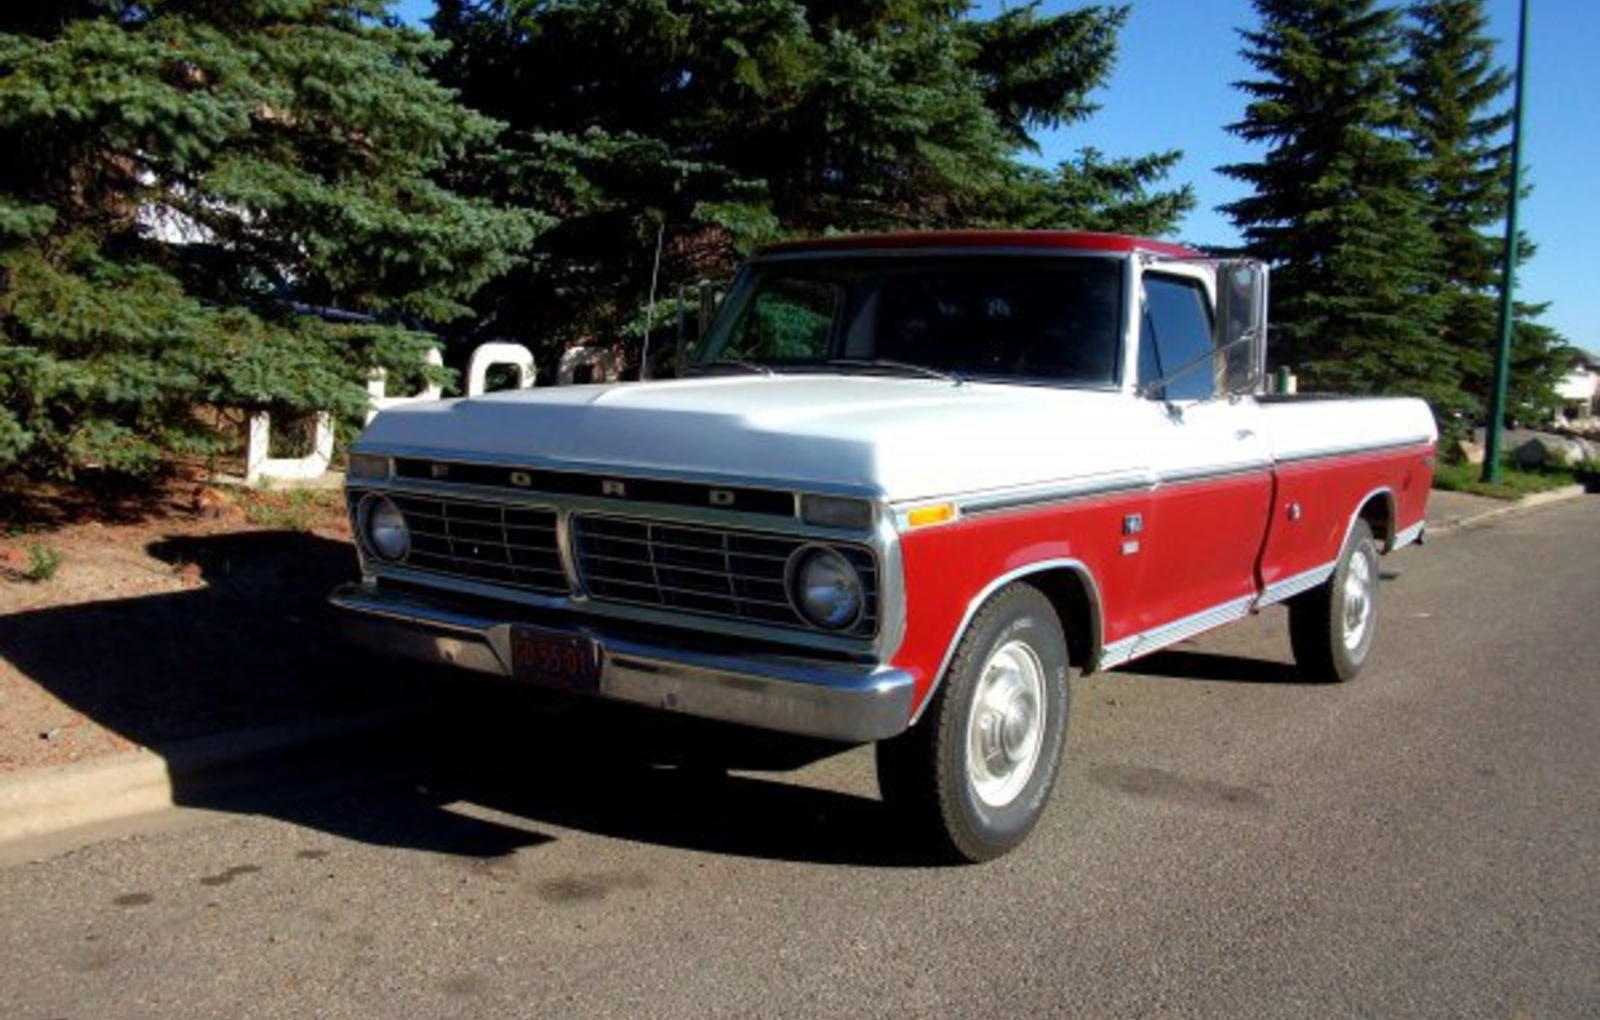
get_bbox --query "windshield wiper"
[823,359,963,384]
[687,359,776,377]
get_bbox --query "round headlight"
[361,495,410,562]
[789,546,864,630]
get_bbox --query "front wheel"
[876,583,1070,863]
[1289,518,1380,683]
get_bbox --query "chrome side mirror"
[1215,260,1269,395]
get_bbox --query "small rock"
[1445,439,1484,466]
[190,485,245,522]
[1514,435,1586,470]
[175,562,204,587]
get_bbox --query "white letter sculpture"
[466,342,536,396]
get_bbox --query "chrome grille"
[573,515,878,636]
[387,494,567,595]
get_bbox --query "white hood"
[356,376,1157,503]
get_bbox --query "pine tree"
[1000,148,1193,236]
[1220,0,1453,412]
[0,1,538,478]
[967,4,1193,234]
[1402,0,1566,426]
[429,0,1191,365]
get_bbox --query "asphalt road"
[3,498,1597,1019]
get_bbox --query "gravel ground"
[0,481,413,773]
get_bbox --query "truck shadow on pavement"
[269,699,941,867]
[1,531,420,761]
[1126,649,1303,685]
[0,530,934,866]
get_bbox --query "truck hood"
[355,375,1157,503]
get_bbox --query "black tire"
[1289,518,1380,683]
[876,583,1070,863]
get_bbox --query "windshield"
[687,255,1126,386]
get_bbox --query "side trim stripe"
[1154,463,1273,487]
[957,476,1151,516]
[923,441,1420,521]
[1393,520,1425,551]
[1096,594,1256,671]
[1255,563,1336,609]
[946,464,1276,519]
[1274,436,1435,465]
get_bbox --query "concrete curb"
[1429,484,1588,535]
[0,703,430,847]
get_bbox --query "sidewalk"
[1425,484,1587,534]
[0,483,1589,850]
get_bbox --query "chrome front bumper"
[329,584,916,744]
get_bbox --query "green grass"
[240,487,344,532]
[23,541,63,582]
[1433,459,1581,500]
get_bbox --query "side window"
[1138,275,1215,401]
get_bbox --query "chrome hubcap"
[1342,550,1374,651]
[967,639,1047,807]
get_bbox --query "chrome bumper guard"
[329,584,915,744]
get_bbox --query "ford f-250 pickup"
[331,230,1436,862]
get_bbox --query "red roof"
[756,230,1200,260]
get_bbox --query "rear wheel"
[876,583,1070,863]
[1289,518,1380,683]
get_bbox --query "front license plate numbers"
[510,628,601,693]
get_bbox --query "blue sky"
[392,0,1595,348]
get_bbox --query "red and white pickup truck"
[332,231,1436,861]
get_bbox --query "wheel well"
[1020,568,1101,673]
[1358,491,1397,550]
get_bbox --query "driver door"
[1126,268,1272,638]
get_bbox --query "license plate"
[510,627,601,693]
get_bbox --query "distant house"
[1557,349,1600,422]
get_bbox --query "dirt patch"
[0,468,403,774]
